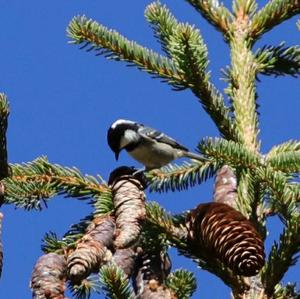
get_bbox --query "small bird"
[107,119,205,170]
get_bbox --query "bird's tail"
[182,151,207,162]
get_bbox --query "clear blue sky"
[0,1,299,298]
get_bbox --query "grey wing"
[138,125,188,151]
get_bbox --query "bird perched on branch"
[107,119,205,171]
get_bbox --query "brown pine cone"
[109,166,146,249]
[67,215,115,283]
[30,253,67,299]
[132,248,174,298]
[187,202,265,276]
[112,247,136,277]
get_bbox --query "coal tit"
[107,119,205,170]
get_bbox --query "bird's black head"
[107,119,140,160]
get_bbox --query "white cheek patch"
[120,129,139,148]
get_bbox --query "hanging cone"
[67,215,115,283]
[112,247,136,277]
[187,202,265,276]
[30,253,67,299]
[132,249,175,299]
[108,166,147,249]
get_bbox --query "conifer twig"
[262,215,300,296]
[67,16,185,89]
[255,43,300,77]
[251,0,300,39]
[229,15,259,152]
[99,264,136,299]
[147,160,219,192]
[3,157,108,210]
[185,0,233,36]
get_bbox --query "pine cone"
[30,253,67,299]
[112,247,136,277]
[109,166,147,249]
[133,248,174,299]
[187,202,265,276]
[67,215,115,283]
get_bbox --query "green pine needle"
[232,0,258,17]
[93,189,114,215]
[198,137,261,169]
[262,215,300,296]
[267,151,300,173]
[67,15,186,90]
[42,215,93,252]
[145,1,179,57]
[69,274,102,299]
[251,0,300,39]
[3,157,108,210]
[166,269,197,299]
[267,140,300,158]
[274,283,300,299]
[145,201,187,247]
[256,167,300,218]
[99,264,136,299]
[147,160,219,192]
[185,0,233,36]
[255,43,300,77]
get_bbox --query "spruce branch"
[256,168,300,218]
[229,29,259,151]
[274,283,300,299]
[68,14,236,140]
[250,0,300,39]
[267,140,300,158]
[145,201,187,247]
[69,274,101,299]
[267,151,300,173]
[146,2,235,139]
[0,93,10,181]
[167,20,236,140]
[198,137,261,169]
[262,215,300,296]
[67,15,186,89]
[93,189,114,216]
[145,1,179,57]
[255,43,300,77]
[185,0,233,35]
[232,0,258,18]
[42,216,94,253]
[165,269,197,299]
[147,160,219,192]
[3,157,108,210]
[99,264,136,299]
[195,81,237,140]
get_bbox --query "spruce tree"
[0,1,300,298]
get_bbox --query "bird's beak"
[115,151,120,160]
